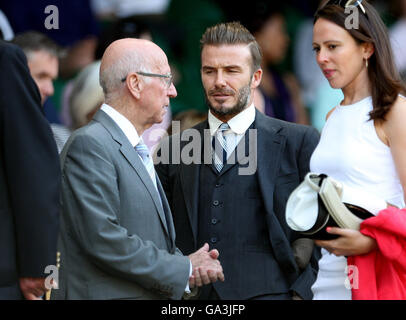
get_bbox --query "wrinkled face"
[27,50,58,105]
[312,18,368,90]
[201,44,261,120]
[138,55,177,127]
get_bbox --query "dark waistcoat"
[197,128,289,299]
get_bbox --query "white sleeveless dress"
[310,96,405,300]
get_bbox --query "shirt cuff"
[185,260,192,293]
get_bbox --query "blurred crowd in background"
[1,0,406,148]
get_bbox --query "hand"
[19,278,48,300]
[314,227,377,257]
[188,243,225,288]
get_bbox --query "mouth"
[323,69,335,79]
[212,94,231,101]
[210,91,234,103]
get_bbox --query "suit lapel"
[255,111,301,275]
[255,111,285,205]
[156,176,176,250]
[93,110,170,238]
[179,115,285,244]
[179,121,208,244]
[119,144,170,237]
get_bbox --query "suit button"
[215,183,221,188]
[211,218,218,225]
[213,200,219,206]
[210,237,217,244]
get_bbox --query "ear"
[126,73,142,100]
[250,68,263,89]
[362,42,374,60]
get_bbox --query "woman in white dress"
[310,0,406,299]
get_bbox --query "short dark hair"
[200,22,262,73]
[314,1,405,121]
[11,31,61,59]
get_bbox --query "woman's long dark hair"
[314,1,405,121]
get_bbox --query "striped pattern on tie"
[135,141,164,211]
[135,141,157,189]
[212,122,230,172]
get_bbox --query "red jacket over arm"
[348,207,406,300]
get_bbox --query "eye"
[328,44,337,50]
[312,47,320,53]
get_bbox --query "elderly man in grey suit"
[52,38,224,300]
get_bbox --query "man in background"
[12,31,71,153]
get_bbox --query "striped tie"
[135,141,157,189]
[212,123,230,172]
[135,140,166,227]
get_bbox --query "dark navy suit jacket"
[156,110,320,299]
[0,41,60,299]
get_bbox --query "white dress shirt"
[101,103,141,146]
[208,103,256,157]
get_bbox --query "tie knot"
[218,122,230,133]
[135,142,150,160]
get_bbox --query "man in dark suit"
[0,40,60,299]
[155,22,320,300]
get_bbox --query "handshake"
[188,243,224,289]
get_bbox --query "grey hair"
[99,48,153,101]
[11,31,62,59]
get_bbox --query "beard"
[205,83,251,118]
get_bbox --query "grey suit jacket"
[52,110,190,300]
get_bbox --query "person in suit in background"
[156,22,320,300]
[12,31,72,153]
[52,38,224,300]
[0,40,61,300]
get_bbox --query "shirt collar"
[208,103,256,135]
[100,103,141,147]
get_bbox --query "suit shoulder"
[0,40,26,65]
[261,114,319,137]
[73,121,109,140]
[63,121,110,154]
[283,121,319,137]
[160,120,207,145]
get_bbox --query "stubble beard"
[205,84,251,118]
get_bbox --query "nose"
[39,80,54,104]
[214,71,226,88]
[167,82,177,98]
[42,80,54,99]
[316,47,329,66]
